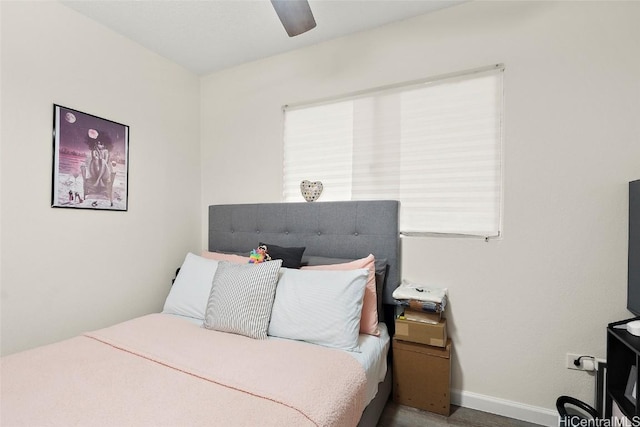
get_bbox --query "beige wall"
[200,1,640,423]
[0,2,201,355]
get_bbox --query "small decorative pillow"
[204,259,283,339]
[249,245,271,264]
[259,242,305,269]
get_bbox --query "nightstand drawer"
[392,338,452,415]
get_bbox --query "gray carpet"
[378,402,544,427]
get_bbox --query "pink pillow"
[302,254,379,336]
[201,251,251,264]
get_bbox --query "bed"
[1,200,400,427]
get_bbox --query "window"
[283,65,504,238]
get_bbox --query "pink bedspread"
[1,314,366,426]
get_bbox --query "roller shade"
[283,66,504,238]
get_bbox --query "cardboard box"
[402,309,442,325]
[393,338,451,415]
[395,317,447,347]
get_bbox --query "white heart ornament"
[300,180,323,202]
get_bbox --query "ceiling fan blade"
[270,0,317,37]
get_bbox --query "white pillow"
[162,253,219,321]
[268,268,368,352]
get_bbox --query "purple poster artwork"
[52,105,128,211]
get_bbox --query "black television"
[628,180,640,316]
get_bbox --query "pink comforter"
[1,314,366,426]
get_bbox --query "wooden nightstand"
[392,337,452,416]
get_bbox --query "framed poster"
[51,105,129,211]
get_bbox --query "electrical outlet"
[567,353,582,370]
[566,353,594,371]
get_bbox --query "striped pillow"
[204,259,283,339]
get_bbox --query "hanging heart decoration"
[300,180,323,202]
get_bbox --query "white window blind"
[283,65,504,238]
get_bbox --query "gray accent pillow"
[204,259,283,339]
[259,242,306,269]
[301,255,356,266]
[374,260,388,321]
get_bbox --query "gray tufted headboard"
[208,200,401,306]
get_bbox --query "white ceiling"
[61,0,466,76]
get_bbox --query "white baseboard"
[451,389,558,427]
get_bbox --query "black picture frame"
[625,365,637,405]
[51,104,129,211]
